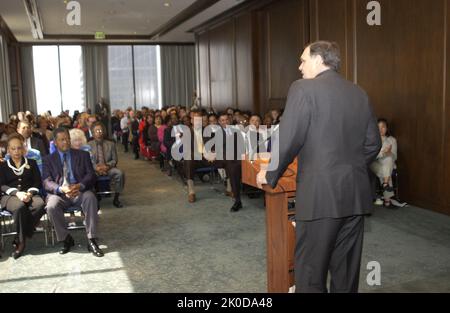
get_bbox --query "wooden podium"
[242,155,297,293]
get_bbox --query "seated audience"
[155,115,168,170]
[263,115,273,127]
[370,118,398,208]
[1,122,8,142]
[43,127,104,257]
[183,112,243,212]
[35,115,54,143]
[0,134,45,259]
[163,115,177,176]
[120,110,130,153]
[84,115,98,141]
[17,120,48,156]
[130,111,141,160]
[88,122,125,208]
[208,114,218,126]
[270,109,281,125]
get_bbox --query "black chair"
[49,206,85,246]
[1,208,51,252]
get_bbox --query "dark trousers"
[46,191,98,241]
[0,195,46,242]
[295,215,365,293]
[184,159,242,202]
[132,136,139,158]
[121,131,129,152]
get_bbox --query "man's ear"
[313,54,324,67]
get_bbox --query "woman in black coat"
[0,134,45,259]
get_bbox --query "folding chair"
[195,166,218,184]
[1,209,51,252]
[49,206,85,246]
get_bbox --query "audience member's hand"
[16,191,31,203]
[96,164,109,175]
[386,144,392,154]
[61,185,71,195]
[67,184,81,199]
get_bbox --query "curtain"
[82,45,110,113]
[160,45,196,108]
[20,46,37,115]
[0,35,12,123]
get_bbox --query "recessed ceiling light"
[164,3,171,7]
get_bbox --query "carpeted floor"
[1,149,449,293]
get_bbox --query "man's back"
[297,70,374,172]
[268,70,380,221]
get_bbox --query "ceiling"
[0,0,247,43]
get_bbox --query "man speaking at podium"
[257,41,381,293]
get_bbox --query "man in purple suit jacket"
[43,127,104,257]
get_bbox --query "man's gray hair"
[308,41,341,72]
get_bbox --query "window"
[33,46,85,116]
[108,45,161,111]
[108,46,134,111]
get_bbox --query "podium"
[242,155,297,293]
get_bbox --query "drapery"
[83,45,110,112]
[0,35,12,122]
[160,45,196,108]
[20,45,37,115]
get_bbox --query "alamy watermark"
[366,261,381,286]
[66,1,379,27]
[66,1,81,26]
[367,1,381,26]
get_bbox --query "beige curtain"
[0,35,12,122]
[20,46,37,115]
[160,45,196,108]
[83,45,110,112]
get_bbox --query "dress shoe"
[12,250,23,259]
[12,241,26,259]
[87,239,104,257]
[113,193,123,208]
[188,194,196,203]
[12,237,19,249]
[230,201,242,212]
[113,199,123,208]
[59,234,75,254]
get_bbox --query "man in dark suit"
[183,111,243,212]
[17,121,48,156]
[257,41,381,293]
[43,127,104,257]
[95,98,111,138]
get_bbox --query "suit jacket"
[30,135,48,156]
[87,140,118,168]
[0,158,42,197]
[42,149,96,195]
[266,69,381,221]
[84,129,94,142]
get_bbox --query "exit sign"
[95,31,106,40]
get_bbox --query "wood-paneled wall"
[196,0,309,114]
[197,11,256,113]
[309,0,450,215]
[195,0,450,215]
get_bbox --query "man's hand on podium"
[256,169,268,189]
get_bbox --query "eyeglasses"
[95,129,103,133]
